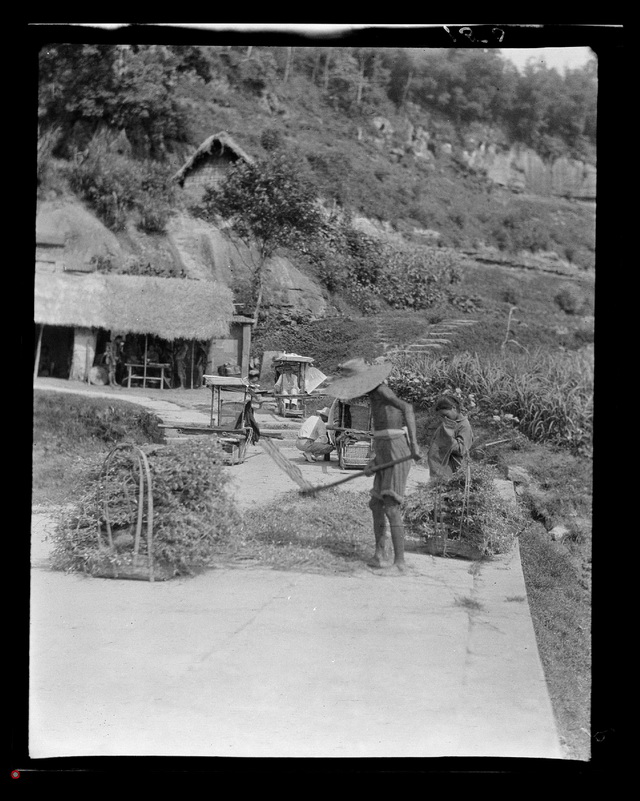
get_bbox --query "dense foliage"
[191,151,325,315]
[402,462,527,556]
[65,140,177,233]
[39,44,597,164]
[33,392,164,449]
[388,350,593,455]
[37,43,596,266]
[38,43,210,159]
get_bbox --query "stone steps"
[374,318,478,358]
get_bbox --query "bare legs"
[368,496,406,573]
[367,500,389,567]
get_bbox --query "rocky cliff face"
[460,142,596,199]
[35,197,330,319]
[371,114,596,200]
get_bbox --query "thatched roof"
[34,272,234,340]
[172,131,255,186]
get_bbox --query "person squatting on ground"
[427,395,474,479]
[295,406,335,462]
[325,359,421,574]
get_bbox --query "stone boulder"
[506,465,533,487]
[36,197,125,271]
[261,255,328,318]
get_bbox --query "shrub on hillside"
[66,146,175,233]
[379,250,458,310]
[554,285,586,315]
[260,127,286,151]
[50,439,242,578]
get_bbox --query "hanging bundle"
[430,456,471,557]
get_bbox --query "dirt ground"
[224,440,431,511]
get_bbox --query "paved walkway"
[30,378,565,760]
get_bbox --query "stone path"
[375,318,478,357]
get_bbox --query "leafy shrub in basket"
[50,439,242,578]
[402,462,527,557]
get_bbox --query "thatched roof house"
[33,271,248,383]
[34,272,234,340]
[172,132,255,200]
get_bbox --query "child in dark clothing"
[427,395,474,479]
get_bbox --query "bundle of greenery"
[402,462,526,557]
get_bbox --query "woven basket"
[342,440,372,467]
[91,552,175,581]
[422,534,484,560]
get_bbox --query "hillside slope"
[37,44,596,329]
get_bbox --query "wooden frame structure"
[273,354,315,418]
[327,397,375,470]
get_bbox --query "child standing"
[427,395,474,479]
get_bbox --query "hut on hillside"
[34,271,254,385]
[172,131,255,203]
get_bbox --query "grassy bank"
[519,525,591,761]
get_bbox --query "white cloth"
[296,437,333,456]
[298,415,326,441]
[275,373,299,394]
[304,365,327,393]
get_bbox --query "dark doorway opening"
[35,325,73,379]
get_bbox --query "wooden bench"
[125,362,172,390]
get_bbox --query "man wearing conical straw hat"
[325,358,422,574]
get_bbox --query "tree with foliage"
[66,133,176,234]
[194,152,324,321]
[38,43,210,159]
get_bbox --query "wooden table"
[125,362,172,389]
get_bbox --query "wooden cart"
[159,376,256,464]
[203,375,257,464]
[327,396,374,470]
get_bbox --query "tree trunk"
[283,46,294,83]
[252,272,264,327]
[356,57,365,106]
[322,50,332,92]
[311,47,322,84]
[312,49,322,84]
[401,70,414,108]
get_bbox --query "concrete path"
[30,379,565,759]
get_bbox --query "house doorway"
[35,325,73,379]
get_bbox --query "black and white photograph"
[19,21,622,780]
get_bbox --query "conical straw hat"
[323,358,392,400]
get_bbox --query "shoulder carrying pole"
[300,454,416,496]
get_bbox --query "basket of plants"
[402,462,525,560]
[50,439,242,581]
